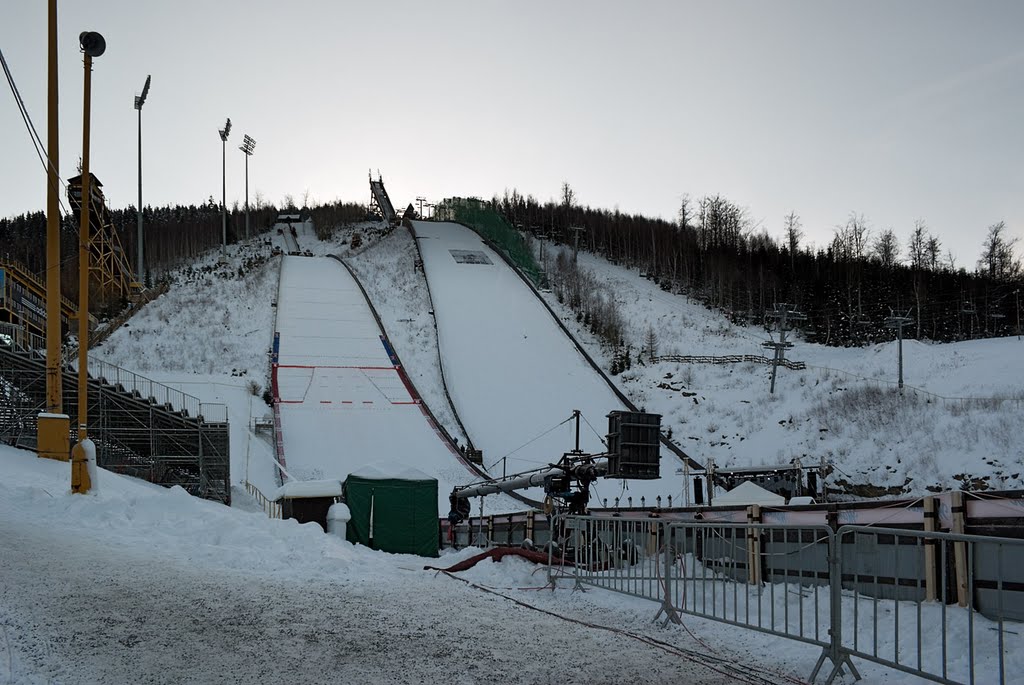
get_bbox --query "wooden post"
[747,504,763,585]
[951,491,968,607]
[526,510,535,543]
[487,515,494,548]
[923,495,938,602]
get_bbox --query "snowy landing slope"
[412,221,687,505]
[274,255,517,510]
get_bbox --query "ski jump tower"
[368,171,398,227]
[68,172,144,304]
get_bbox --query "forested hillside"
[0,198,364,300]
[490,188,1023,347]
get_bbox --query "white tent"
[714,481,785,506]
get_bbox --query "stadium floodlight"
[218,118,231,252]
[134,74,151,286]
[239,134,256,239]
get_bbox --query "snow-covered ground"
[5,217,1022,684]
[90,219,1023,498]
[4,444,1009,684]
[532,245,1024,495]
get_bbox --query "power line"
[0,46,70,217]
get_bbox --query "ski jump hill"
[410,220,692,507]
[272,254,517,510]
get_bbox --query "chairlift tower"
[884,311,914,392]
[762,303,806,394]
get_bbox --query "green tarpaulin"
[344,470,438,557]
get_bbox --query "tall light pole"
[39,0,68,462]
[218,117,231,253]
[239,134,255,240]
[72,30,106,495]
[134,74,150,287]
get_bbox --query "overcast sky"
[2,1,1022,266]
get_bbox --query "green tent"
[344,463,439,557]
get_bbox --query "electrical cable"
[438,569,799,685]
[0,46,70,217]
[486,414,575,470]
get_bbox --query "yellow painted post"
[38,0,70,462]
[72,33,103,494]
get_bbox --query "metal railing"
[245,481,281,519]
[837,525,1023,685]
[554,515,1022,685]
[0,322,46,352]
[73,356,228,423]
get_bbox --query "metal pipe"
[136,101,143,285]
[78,52,92,443]
[454,461,607,499]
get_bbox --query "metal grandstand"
[0,323,230,503]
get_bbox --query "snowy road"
[412,221,687,506]
[0,449,744,685]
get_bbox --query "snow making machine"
[449,410,662,545]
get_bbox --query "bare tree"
[979,221,1021,280]
[871,228,900,268]
[926,235,942,271]
[784,211,802,270]
[302,188,312,209]
[907,219,928,270]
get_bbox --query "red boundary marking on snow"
[276,364,399,371]
[319,400,332,404]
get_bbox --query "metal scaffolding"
[0,335,230,503]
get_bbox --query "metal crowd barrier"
[836,525,1023,685]
[554,515,1022,685]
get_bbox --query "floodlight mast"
[72,30,106,495]
[218,118,231,253]
[134,74,150,287]
[239,134,256,239]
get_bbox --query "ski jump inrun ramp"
[412,220,690,506]
[272,255,505,510]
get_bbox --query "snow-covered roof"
[348,461,436,482]
[714,481,785,506]
[273,479,343,501]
